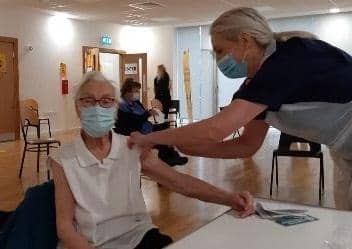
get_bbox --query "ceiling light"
[129,1,163,11]
[329,7,340,13]
[48,14,74,46]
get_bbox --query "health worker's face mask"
[217,50,248,79]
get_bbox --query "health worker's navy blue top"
[232,37,352,159]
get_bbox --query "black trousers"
[134,229,173,249]
[152,123,178,163]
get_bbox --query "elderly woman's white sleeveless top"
[50,132,154,249]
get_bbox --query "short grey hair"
[210,7,317,48]
[74,71,117,100]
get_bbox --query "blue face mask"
[132,93,140,102]
[80,106,116,138]
[217,54,247,79]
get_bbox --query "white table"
[167,198,352,249]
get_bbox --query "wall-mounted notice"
[124,63,138,75]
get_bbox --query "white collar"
[74,131,121,168]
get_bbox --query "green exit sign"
[101,35,112,45]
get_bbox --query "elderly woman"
[49,71,254,249]
[115,78,188,166]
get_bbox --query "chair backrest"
[169,100,180,114]
[24,98,39,111]
[19,100,41,141]
[278,133,321,153]
[20,99,39,126]
[1,180,58,248]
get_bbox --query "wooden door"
[120,53,147,106]
[82,47,100,73]
[0,37,19,141]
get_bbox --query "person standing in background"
[154,65,172,120]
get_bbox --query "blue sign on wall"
[101,35,112,45]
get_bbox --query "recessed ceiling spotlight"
[329,7,340,13]
[129,1,163,11]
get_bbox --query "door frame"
[82,46,126,73]
[0,36,20,140]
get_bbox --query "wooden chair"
[270,133,325,200]
[20,99,52,138]
[19,102,60,179]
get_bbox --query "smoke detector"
[128,1,164,11]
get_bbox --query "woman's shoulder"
[55,139,76,156]
[162,73,170,82]
[111,132,140,159]
[111,132,136,150]
[112,131,128,142]
[48,140,76,167]
[277,37,339,54]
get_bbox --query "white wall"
[175,11,352,118]
[269,12,352,54]
[0,6,175,133]
[118,25,175,105]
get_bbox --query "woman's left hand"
[128,132,155,149]
[149,108,159,116]
[231,191,255,218]
[151,99,163,110]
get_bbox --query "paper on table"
[255,202,318,227]
[256,202,308,219]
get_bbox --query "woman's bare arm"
[51,159,94,249]
[140,151,254,217]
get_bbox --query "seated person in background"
[49,71,254,249]
[115,78,188,166]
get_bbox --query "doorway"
[120,53,147,106]
[99,52,120,93]
[83,46,123,94]
[82,47,148,106]
[0,36,19,142]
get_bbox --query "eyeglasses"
[77,97,116,108]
